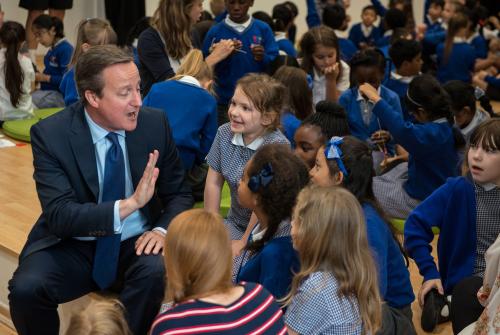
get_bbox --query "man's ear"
[84,90,100,109]
[333,171,344,185]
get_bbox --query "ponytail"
[0,22,26,107]
[272,4,293,32]
[171,49,213,85]
[443,13,469,64]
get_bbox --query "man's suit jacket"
[20,102,193,260]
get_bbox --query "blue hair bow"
[324,137,348,176]
[248,163,274,192]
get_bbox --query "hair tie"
[248,163,274,192]
[406,90,423,107]
[324,137,348,176]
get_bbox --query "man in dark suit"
[8,45,193,335]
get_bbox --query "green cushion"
[194,182,231,218]
[390,218,440,235]
[2,118,39,142]
[34,108,63,120]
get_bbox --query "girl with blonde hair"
[285,186,382,335]
[143,49,217,200]
[59,18,117,106]
[137,0,203,95]
[150,209,286,335]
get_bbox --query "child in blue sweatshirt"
[359,75,464,219]
[202,0,279,124]
[59,18,117,106]
[31,14,73,108]
[339,49,402,158]
[404,119,500,333]
[271,4,297,57]
[349,5,381,49]
[321,4,357,62]
[436,13,476,83]
[309,136,415,333]
[386,39,423,120]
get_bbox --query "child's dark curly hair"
[245,144,309,252]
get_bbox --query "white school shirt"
[0,50,35,121]
[312,60,350,105]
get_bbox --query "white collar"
[433,117,448,124]
[357,86,381,101]
[453,37,467,43]
[391,71,417,84]
[478,182,498,191]
[84,108,125,144]
[384,29,393,37]
[178,75,201,88]
[225,16,252,32]
[426,15,442,26]
[361,23,373,37]
[275,31,287,41]
[461,110,488,135]
[231,133,264,150]
[466,31,480,43]
[52,37,67,49]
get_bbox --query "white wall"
[4,0,424,53]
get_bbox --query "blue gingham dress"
[206,123,289,240]
[285,272,363,335]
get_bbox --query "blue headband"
[248,163,274,192]
[324,137,348,176]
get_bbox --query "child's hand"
[231,239,246,258]
[324,62,340,81]
[359,83,381,103]
[419,278,444,306]
[251,44,265,61]
[35,72,49,83]
[371,130,391,145]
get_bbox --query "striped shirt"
[150,282,286,335]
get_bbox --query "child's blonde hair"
[165,209,233,304]
[71,18,117,66]
[171,49,213,89]
[286,185,382,335]
[65,299,131,335]
[236,73,286,131]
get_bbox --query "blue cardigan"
[237,236,299,300]
[404,177,476,294]
[364,204,414,308]
[276,37,297,57]
[202,19,279,105]
[41,39,73,91]
[143,80,217,170]
[339,38,358,62]
[348,23,381,49]
[281,112,301,148]
[436,42,476,83]
[59,67,78,106]
[372,100,458,200]
[384,77,411,121]
[469,34,488,59]
[339,85,402,154]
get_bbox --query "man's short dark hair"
[322,4,346,30]
[389,39,422,69]
[75,45,134,105]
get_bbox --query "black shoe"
[421,289,449,332]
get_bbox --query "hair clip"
[324,137,348,176]
[406,90,423,107]
[248,163,274,192]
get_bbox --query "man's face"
[88,62,142,132]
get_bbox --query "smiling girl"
[405,119,500,333]
[204,73,289,254]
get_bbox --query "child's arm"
[252,25,279,65]
[205,39,236,67]
[232,213,258,257]
[204,167,224,213]
[324,62,341,102]
[305,0,321,28]
[48,47,72,87]
[370,0,387,17]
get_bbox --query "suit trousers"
[8,235,165,335]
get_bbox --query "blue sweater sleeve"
[258,243,296,299]
[49,45,72,87]
[365,216,389,298]
[485,76,500,88]
[423,29,446,48]
[404,180,455,281]
[306,0,321,28]
[199,98,218,163]
[261,25,279,65]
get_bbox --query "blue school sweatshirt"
[41,38,73,91]
[364,204,414,308]
[202,18,279,105]
[339,37,358,62]
[372,99,459,200]
[436,42,476,83]
[306,0,321,28]
[339,86,402,154]
[468,33,488,59]
[59,67,78,106]
[281,112,301,148]
[276,35,297,57]
[237,236,299,300]
[384,74,412,120]
[404,177,476,294]
[142,79,218,170]
[348,23,381,48]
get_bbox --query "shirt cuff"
[113,200,124,234]
[152,227,167,236]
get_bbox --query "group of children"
[0,0,499,334]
